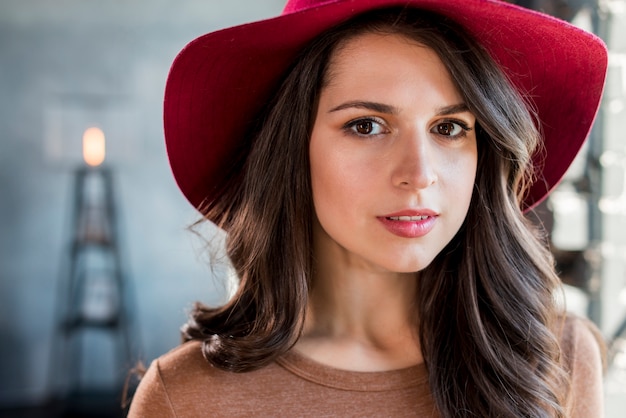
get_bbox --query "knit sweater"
[128,315,603,417]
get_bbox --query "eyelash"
[433,119,473,139]
[343,117,473,140]
[343,117,388,137]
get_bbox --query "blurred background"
[0,0,624,417]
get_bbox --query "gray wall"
[0,0,284,406]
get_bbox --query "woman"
[129,1,607,416]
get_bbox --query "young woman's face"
[309,32,478,274]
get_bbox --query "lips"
[378,210,438,238]
[386,215,430,221]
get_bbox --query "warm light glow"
[82,127,106,167]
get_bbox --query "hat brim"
[164,0,607,213]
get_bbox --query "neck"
[295,223,423,371]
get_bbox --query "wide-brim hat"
[164,0,607,215]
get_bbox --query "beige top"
[128,316,603,417]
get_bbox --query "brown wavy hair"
[182,8,569,417]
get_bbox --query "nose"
[391,130,437,190]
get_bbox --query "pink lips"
[377,210,438,238]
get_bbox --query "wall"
[0,0,284,406]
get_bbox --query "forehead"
[322,32,462,105]
[327,31,449,79]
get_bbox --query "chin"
[378,255,438,274]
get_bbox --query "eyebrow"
[328,101,399,114]
[328,101,470,116]
[436,103,470,115]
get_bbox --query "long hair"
[182,9,568,417]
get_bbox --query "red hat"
[164,0,607,213]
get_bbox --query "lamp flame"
[82,127,106,167]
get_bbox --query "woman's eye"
[432,121,469,138]
[345,118,387,136]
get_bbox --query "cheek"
[459,157,477,191]
[437,146,477,215]
[309,137,375,213]
[451,153,478,209]
[310,152,360,216]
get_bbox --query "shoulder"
[128,340,297,417]
[558,314,605,418]
[127,341,210,417]
[129,341,239,414]
[559,314,605,370]
[153,339,216,381]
